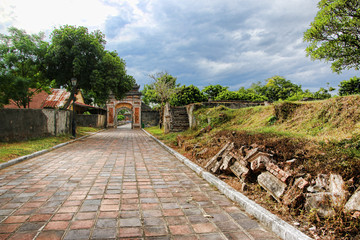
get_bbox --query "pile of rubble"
[200,141,360,218]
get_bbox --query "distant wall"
[0,109,71,142]
[141,110,160,127]
[76,114,106,128]
[187,101,266,129]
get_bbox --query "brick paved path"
[0,128,279,240]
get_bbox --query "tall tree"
[0,27,50,108]
[46,25,133,105]
[304,0,360,72]
[338,76,360,96]
[202,84,228,100]
[142,72,179,106]
[171,85,206,106]
[250,76,301,101]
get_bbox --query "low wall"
[76,114,106,128]
[0,109,71,141]
[141,110,160,127]
[187,101,266,129]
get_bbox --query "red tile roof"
[3,89,50,109]
[42,89,72,109]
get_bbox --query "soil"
[170,130,360,240]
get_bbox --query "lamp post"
[71,78,77,138]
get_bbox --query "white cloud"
[1,0,118,33]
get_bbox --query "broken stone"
[206,142,234,173]
[257,171,287,202]
[352,211,360,218]
[345,186,360,212]
[282,177,307,208]
[305,192,336,218]
[315,174,328,190]
[177,135,184,147]
[230,161,250,180]
[329,174,348,208]
[205,142,231,170]
[243,148,260,162]
[219,154,234,171]
[250,154,270,173]
[195,148,208,158]
[307,174,328,193]
[265,162,291,183]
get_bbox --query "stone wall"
[141,110,160,127]
[0,109,71,141]
[187,101,266,129]
[76,114,106,128]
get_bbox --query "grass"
[0,127,101,163]
[145,126,180,146]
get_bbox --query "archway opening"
[115,102,133,129]
[116,108,132,129]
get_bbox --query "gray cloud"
[104,0,358,92]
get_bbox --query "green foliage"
[0,27,51,108]
[202,84,228,100]
[338,76,360,96]
[46,25,134,105]
[214,88,268,101]
[171,85,206,106]
[117,114,125,121]
[250,76,302,102]
[286,87,334,101]
[142,72,179,106]
[304,0,360,73]
[267,115,278,125]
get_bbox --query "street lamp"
[71,78,77,138]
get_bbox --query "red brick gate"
[106,85,142,128]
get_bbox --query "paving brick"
[169,225,193,235]
[3,215,29,223]
[192,223,218,233]
[6,232,37,240]
[0,224,20,233]
[28,214,52,222]
[45,221,69,230]
[70,220,94,229]
[118,227,143,238]
[36,230,64,240]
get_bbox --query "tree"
[304,0,360,72]
[46,25,134,105]
[202,84,228,100]
[338,76,360,96]
[89,51,135,105]
[214,88,267,101]
[171,85,206,106]
[251,76,302,101]
[0,27,50,108]
[142,72,179,106]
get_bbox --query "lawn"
[0,127,101,163]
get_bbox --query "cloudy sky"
[1,0,358,92]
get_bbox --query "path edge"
[142,129,313,240]
[0,129,106,170]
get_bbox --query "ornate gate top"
[106,84,142,128]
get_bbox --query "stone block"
[250,155,270,173]
[282,177,307,207]
[230,161,249,180]
[345,186,360,212]
[329,174,347,207]
[305,192,335,218]
[257,172,287,202]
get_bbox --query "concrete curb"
[142,129,312,240]
[0,129,105,170]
